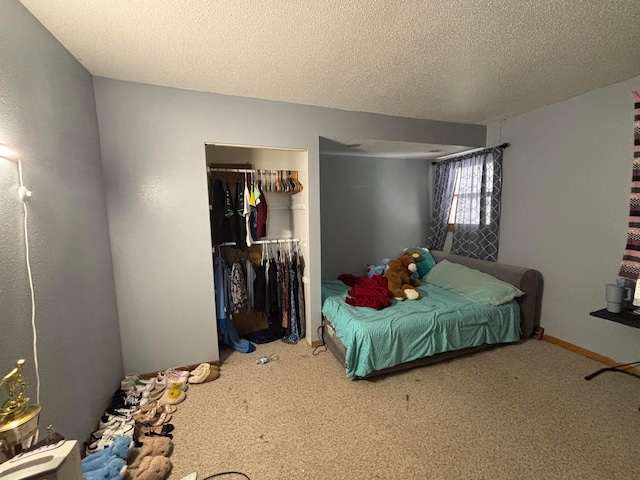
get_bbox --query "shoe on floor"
[127,455,172,480]
[82,436,133,472]
[157,387,186,406]
[202,366,220,383]
[127,436,173,469]
[189,363,209,377]
[188,364,210,384]
[83,456,127,480]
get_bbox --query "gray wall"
[0,0,122,440]
[320,154,431,279]
[488,74,640,363]
[93,77,484,373]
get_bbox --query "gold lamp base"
[0,404,41,463]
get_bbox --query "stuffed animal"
[366,258,390,278]
[384,252,421,300]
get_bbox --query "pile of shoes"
[84,372,176,479]
[83,365,220,479]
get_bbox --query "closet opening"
[205,142,310,355]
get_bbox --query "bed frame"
[322,250,543,379]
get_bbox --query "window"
[447,160,494,231]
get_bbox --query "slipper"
[201,367,220,383]
[158,387,186,406]
[188,364,210,384]
[134,407,172,427]
[82,436,133,472]
[128,455,172,480]
[139,403,176,415]
[127,437,173,469]
[189,363,209,378]
[83,456,127,480]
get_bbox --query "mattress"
[321,279,520,378]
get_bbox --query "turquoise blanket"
[321,280,520,377]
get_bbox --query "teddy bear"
[384,252,421,300]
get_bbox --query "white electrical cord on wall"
[17,158,39,406]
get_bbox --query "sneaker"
[120,372,140,391]
[123,390,141,407]
[97,415,131,431]
[86,426,134,454]
[104,406,139,418]
[91,420,134,441]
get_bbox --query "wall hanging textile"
[618,90,640,280]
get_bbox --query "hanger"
[292,170,303,193]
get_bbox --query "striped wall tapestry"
[619,90,640,280]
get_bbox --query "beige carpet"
[167,339,640,480]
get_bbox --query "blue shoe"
[82,436,132,472]
[82,456,126,480]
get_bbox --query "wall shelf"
[589,309,640,329]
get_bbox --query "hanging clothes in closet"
[212,241,306,345]
[209,167,272,249]
[214,255,256,353]
[246,242,306,345]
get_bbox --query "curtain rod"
[431,142,510,165]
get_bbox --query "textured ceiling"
[19,0,640,125]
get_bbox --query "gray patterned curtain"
[427,160,458,250]
[450,147,504,261]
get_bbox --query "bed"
[321,250,543,379]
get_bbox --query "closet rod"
[215,238,300,247]
[208,167,299,174]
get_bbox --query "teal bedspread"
[321,280,520,377]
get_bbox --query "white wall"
[488,75,640,362]
[93,78,485,373]
[0,0,122,440]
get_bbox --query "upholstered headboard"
[430,251,543,338]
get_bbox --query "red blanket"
[338,274,391,310]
